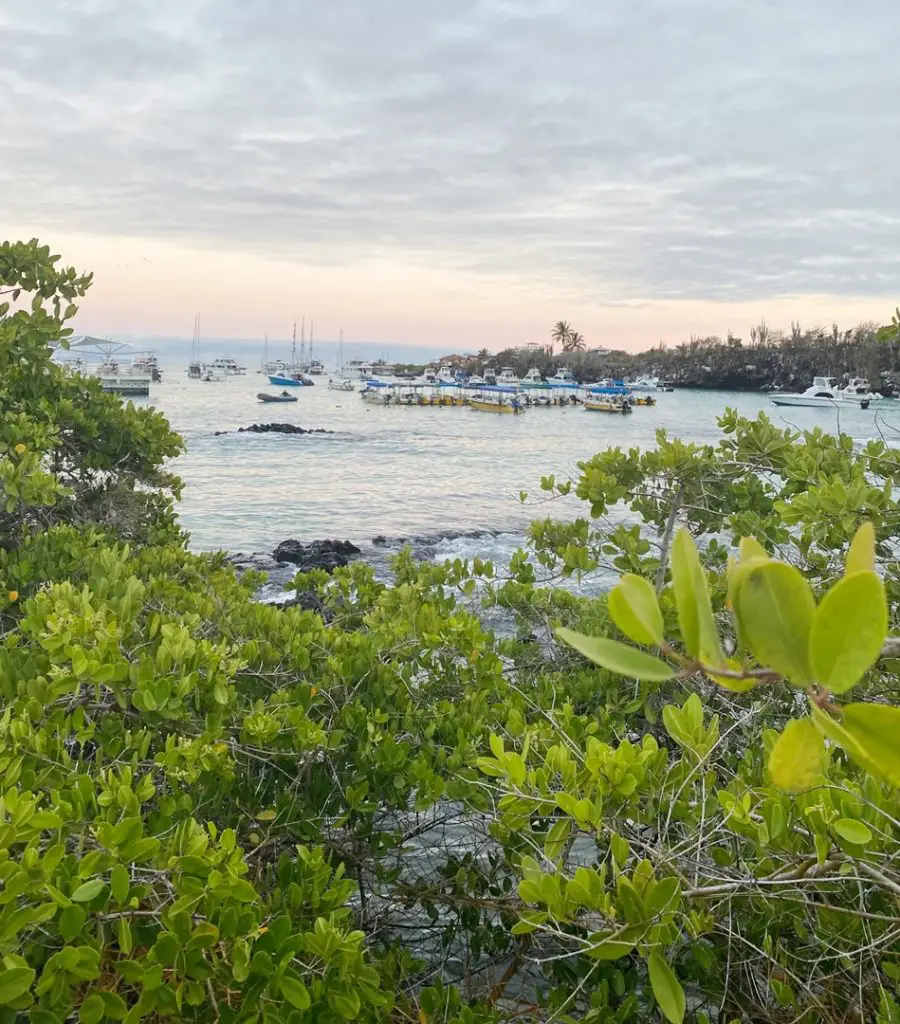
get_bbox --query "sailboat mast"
[291,321,297,365]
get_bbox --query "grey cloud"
[2,0,898,301]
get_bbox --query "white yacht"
[497,367,519,386]
[63,338,152,396]
[521,368,546,386]
[624,375,659,392]
[211,356,246,376]
[770,376,872,409]
[550,367,577,385]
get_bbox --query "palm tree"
[477,348,490,361]
[567,331,586,352]
[551,321,572,350]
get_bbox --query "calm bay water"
[143,371,899,557]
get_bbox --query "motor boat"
[258,390,299,403]
[497,367,519,386]
[521,368,546,387]
[841,377,885,404]
[770,376,870,409]
[328,377,355,392]
[624,375,659,392]
[550,368,577,385]
[269,373,314,387]
[466,375,487,387]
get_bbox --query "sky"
[3,0,899,353]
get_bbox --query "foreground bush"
[2,242,899,1023]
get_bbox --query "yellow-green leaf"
[544,819,571,862]
[279,973,310,1010]
[71,879,105,903]
[648,951,685,1024]
[732,561,816,685]
[841,703,900,787]
[768,718,824,792]
[556,629,674,681]
[809,571,887,693]
[608,574,664,646]
[833,818,873,846]
[846,521,875,575]
[670,530,724,668]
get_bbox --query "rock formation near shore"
[214,424,334,436]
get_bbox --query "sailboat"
[268,321,314,386]
[187,314,202,378]
[328,330,355,391]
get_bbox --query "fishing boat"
[469,385,525,414]
[584,396,632,413]
[497,367,519,386]
[521,368,546,387]
[466,375,487,387]
[258,390,299,403]
[770,376,870,409]
[550,367,578,386]
[269,374,310,387]
[328,378,355,391]
[631,395,656,407]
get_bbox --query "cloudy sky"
[4,0,898,351]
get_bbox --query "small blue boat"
[268,374,313,387]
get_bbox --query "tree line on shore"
[422,312,900,391]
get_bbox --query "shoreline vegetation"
[392,314,900,393]
[4,240,900,1023]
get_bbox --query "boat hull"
[258,393,298,403]
[469,399,523,414]
[268,375,306,387]
[770,395,869,408]
[584,399,631,413]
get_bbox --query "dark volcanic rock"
[372,535,388,546]
[214,424,334,436]
[273,538,362,572]
[274,590,332,621]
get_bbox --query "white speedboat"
[466,375,487,387]
[770,376,871,409]
[624,375,659,392]
[841,377,885,404]
[521,367,546,387]
[497,367,519,386]
[328,377,355,391]
[550,367,577,385]
[211,356,247,375]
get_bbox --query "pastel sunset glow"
[5,0,899,351]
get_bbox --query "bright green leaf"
[79,994,104,1024]
[846,521,875,575]
[809,572,887,693]
[670,529,724,667]
[768,718,824,792]
[0,966,35,1005]
[842,703,900,787]
[556,629,674,681]
[732,561,816,685]
[71,879,105,903]
[833,818,873,846]
[279,974,311,1010]
[648,951,686,1024]
[608,574,664,646]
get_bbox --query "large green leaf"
[280,972,311,1010]
[768,718,824,792]
[846,521,875,575]
[648,951,685,1024]
[608,574,665,646]
[833,818,873,846]
[71,879,105,903]
[0,966,35,1006]
[670,529,724,667]
[842,703,900,787]
[809,571,887,693]
[732,561,815,685]
[556,629,674,681]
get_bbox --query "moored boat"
[770,376,870,409]
[269,373,313,387]
[258,390,299,403]
[584,396,632,413]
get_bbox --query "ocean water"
[142,371,900,559]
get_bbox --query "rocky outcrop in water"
[214,424,334,436]
[273,538,362,572]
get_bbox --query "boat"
[201,365,226,382]
[497,367,519,386]
[624,375,660,392]
[584,396,632,414]
[269,373,313,387]
[469,385,525,414]
[550,367,578,386]
[258,390,299,403]
[631,395,656,407]
[187,314,203,378]
[211,356,247,376]
[466,375,487,387]
[841,377,885,403]
[133,352,163,381]
[307,359,325,376]
[328,378,355,391]
[64,337,153,395]
[521,368,546,387]
[770,376,870,409]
